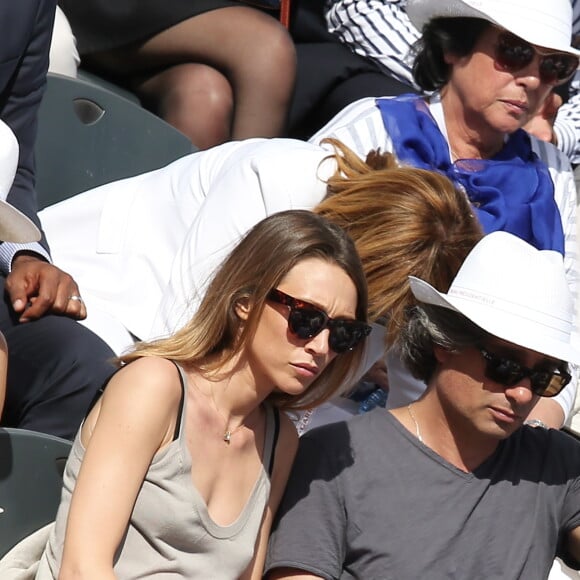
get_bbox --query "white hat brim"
[410,276,580,366]
[0,200,41,243]
[407,0,580,57]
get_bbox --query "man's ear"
[434,345,453,364]
[235,298,251,321]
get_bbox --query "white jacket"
[40,138,337,349]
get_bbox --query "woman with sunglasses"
[309,0,580,430]
[36,210,370,579]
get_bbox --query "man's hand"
[6,253,86,322]
[523,91,563,144]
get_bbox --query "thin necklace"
[210,388,245,445]
[407,403,424,444]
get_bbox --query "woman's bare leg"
[86,6,296,146]
[136,63,233,148]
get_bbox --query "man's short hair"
[399,304,489,383]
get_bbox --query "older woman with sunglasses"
[309,0,580,430]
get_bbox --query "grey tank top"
[39,362,279,579]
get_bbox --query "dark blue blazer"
[0,0,56,252]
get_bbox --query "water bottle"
[348,380,376,402]
[357,386,388,414]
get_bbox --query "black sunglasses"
[495,30,579,86]
[479,346,571,398]
[267,289,371,354]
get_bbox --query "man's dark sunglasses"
[479,346,571,397]
[495,30,579,86]
[267,289,371,354]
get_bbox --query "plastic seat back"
[35,72,196,209]
[0,428,71,557]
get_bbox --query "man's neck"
[395,394,502,473]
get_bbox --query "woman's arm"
[525,398,565,429]
[58,357,183,580]
[268,570,323,580]
[239,413,299,580]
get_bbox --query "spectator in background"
[0,121,45,420]
[56,1,296,149]
[325,0,580,164]
[0,0,116,439]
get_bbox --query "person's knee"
[49,7,80,77]
[161,65,232,110]
[157,65,234,147]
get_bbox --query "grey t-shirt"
[266,409,580,580]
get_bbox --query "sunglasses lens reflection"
[289,308,327,339]
[481,348,570,398]
[496,33,578,85]
[269,288,369,354]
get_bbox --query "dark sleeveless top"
[59,0,239,54]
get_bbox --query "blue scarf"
[376,95,564,254]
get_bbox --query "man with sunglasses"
[265,231,580,580]
[309,0,580,432]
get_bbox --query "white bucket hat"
[0,120,40,243]
[409,231,580,365]
[407,0,580,56]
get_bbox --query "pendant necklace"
[407,403,424,444]
[222,427,242,445]
[210,388,245,445]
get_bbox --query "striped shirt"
[325,0,580,163]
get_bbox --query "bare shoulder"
[97,357,183,419]
[82,357,185,451]
[113,357,181,393]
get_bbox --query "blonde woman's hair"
[315,138,483,346]
[120,210,368,410]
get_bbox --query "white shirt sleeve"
[553,85,580,165]
[0,241,51,273]
[309,96,392,153]
[324,0,419,88]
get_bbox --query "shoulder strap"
[170,361,187,441]
[85,364,123,417]
[267,408,281,477]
